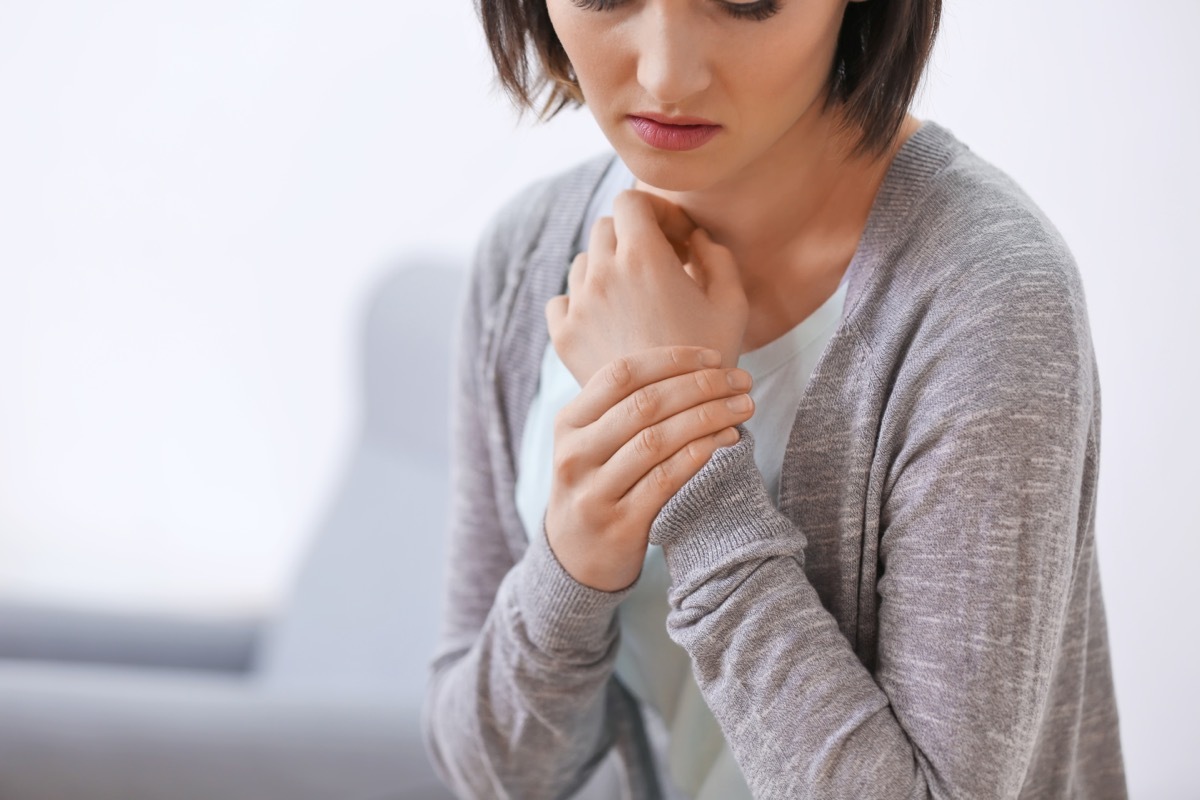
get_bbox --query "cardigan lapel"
[488,150,618,562]
[777,122,958,671]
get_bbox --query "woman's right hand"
[544,345,755,592]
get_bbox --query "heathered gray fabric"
[421,121,1128,799]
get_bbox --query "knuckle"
[604,357,635,390]
[649,461,673,494]
[693,402,715,428]
[630,386,659,422]
[553,325,576,350]
[684,438,710,468]
[692,368,717,395]
[552,447,582,483]
[622,248,647,272]
[576,491,608,528]
[634,425,663,459]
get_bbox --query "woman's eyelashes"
[569,0,782,22]
[719,1,781,22]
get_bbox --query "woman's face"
[545,0,856,192]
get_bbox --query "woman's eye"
[568,0,624,9]
[570,0,623,10]
[569,0,781,22]
[719,0,781,21]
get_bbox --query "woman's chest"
[511,310,888,670]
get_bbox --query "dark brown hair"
[477,0,942,158]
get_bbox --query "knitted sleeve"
[420,190,643,799]
[647,248,1101,799]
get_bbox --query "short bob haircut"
[478,0,942,159]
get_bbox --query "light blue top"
[514,155,848,798]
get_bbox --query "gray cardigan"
[421,121,1128,799]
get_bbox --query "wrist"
[512,515,636,658]
[648,424,802,580]
[544,502,646,593]
[546,529,644,593]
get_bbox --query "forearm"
[423,526,633,799]
[664,545,923,799]
[649,425,1072,800]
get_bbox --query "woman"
[422,0,1128,797]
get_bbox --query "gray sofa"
[0,259,464,800]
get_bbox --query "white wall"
[0,0,612,614]
[0,1,1194,795]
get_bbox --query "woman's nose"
[634,6,712,106]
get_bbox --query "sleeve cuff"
[511,516,635,659]
[648,424,803,582]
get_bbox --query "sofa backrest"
[255,258,466,702]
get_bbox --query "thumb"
[688,228,740,298]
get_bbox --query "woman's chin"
[616,149,722,194]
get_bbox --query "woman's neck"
[634,111,922,294]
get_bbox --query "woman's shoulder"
[892,123,1081,298]
[854,123,1099,394]
[868,122,1091,339]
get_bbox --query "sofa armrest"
[0,661,451,800]
[0,600,264,674]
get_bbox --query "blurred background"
[0,0,1196,798]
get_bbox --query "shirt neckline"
[737,277,848,377]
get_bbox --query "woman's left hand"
[546,189,749,387]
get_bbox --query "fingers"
[681,258,707,290]
[582,362,753,468]
[545,294,568,344]
[554,343,755,507]
[558,345,722,429]
[620,189,698,254]
[592,390,754,501]
[584,196,721,294]
[618,426,742,513]
[586,217,616,274]
[687,227,741,299]
[552,248,591,347]
[566,250,587,298]
[612,190,695,268]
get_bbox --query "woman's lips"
[627,115,721,151]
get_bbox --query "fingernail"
[699,349,722,368]
[726,370,751,390]
[726,394,752,412]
